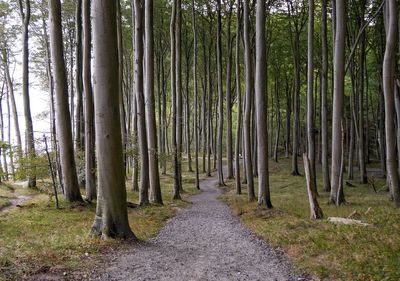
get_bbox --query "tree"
[191,0,200,190]
[48,0,83,202]
[243,0,255,201]
[321,0,330,192]
[383,0,400,207]
[216,0,225,186]
[255,0,272,207]
[18,0,36,188]
[91,0,134,239]
[83,0,95,201]
[145,0,163,204]
[133,0,150,206]
[330,0,346,205]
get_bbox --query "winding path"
[97,173,301,281]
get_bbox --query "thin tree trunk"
[83,0,96,201]
[75,0,84,151]
[216,0,225,186]
[145,0,163,204]
[235,0,242,195]
[244,0,255,201]
[330,0,346,205]
[133,0,150,205]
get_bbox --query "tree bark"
[330,0,346,205]
[235,0,242,195]
[383,0,400,207]
[255,0,272,207]
[243,0,255,201]
[83,0,96,201]
[145,0,163,204]
[49,0,83,202]
[91,0,135,239]
[133,0,150,206]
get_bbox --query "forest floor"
[222,159,400,281]
[0,166,201,281]
[89,168,302,281]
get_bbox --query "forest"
[0,0,399,280]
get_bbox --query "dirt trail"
[94,172,303,281]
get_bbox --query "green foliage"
[14,153,50,182]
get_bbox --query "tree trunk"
[383,0,400,207]
[75,0,84,151]
[49,0,82,202]
[243,0,255,201]
[83,0,96,201]
[235,0,242,195]
[145,0,163,204]
[170,0,181,199]
[192,0,200,190]
[216,0,225,186]
[303,153,324,219]
[133,0,150,206]
[91,0,135,239]
[255,0,272,207]
[19,0,36,188]
[321,0,331,192]
[330,0,346,205]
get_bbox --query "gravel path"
[97,172,302,281]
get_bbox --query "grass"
[221,159,400,281]
[0,161,202,281]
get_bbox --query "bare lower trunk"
[91,0,135,239]
[49,0,82,202]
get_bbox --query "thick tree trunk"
[49,0,82,202]
[243,0,255,201]
[83,0,96,201]
[91,0,135,239]
[255,0,272,207]
[145,0,163,204]
[330,0,346,205]
[383,0,400,207]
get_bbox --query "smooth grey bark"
[83,0,96,201]
[330,0,346,205]
[176,0,183,192]
[358,31,367,184]
[383,0,400,207]
[273,75,281,163]
[235,0,242,195]
[145,0,163,204]
[216,0,225,186]
[225,0,234,180]
[192,0,200,190]
[75,0,84,151]
[255,0,272,207]
[243,0,255,201]
[170,0,181,199]
[18,0,36,187]
[91,0,135,239]
[133,0,150,206]
[303,153,324,219]
[321,0,331,192]
[49,0,83,202]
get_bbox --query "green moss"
[221,159,400,281]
